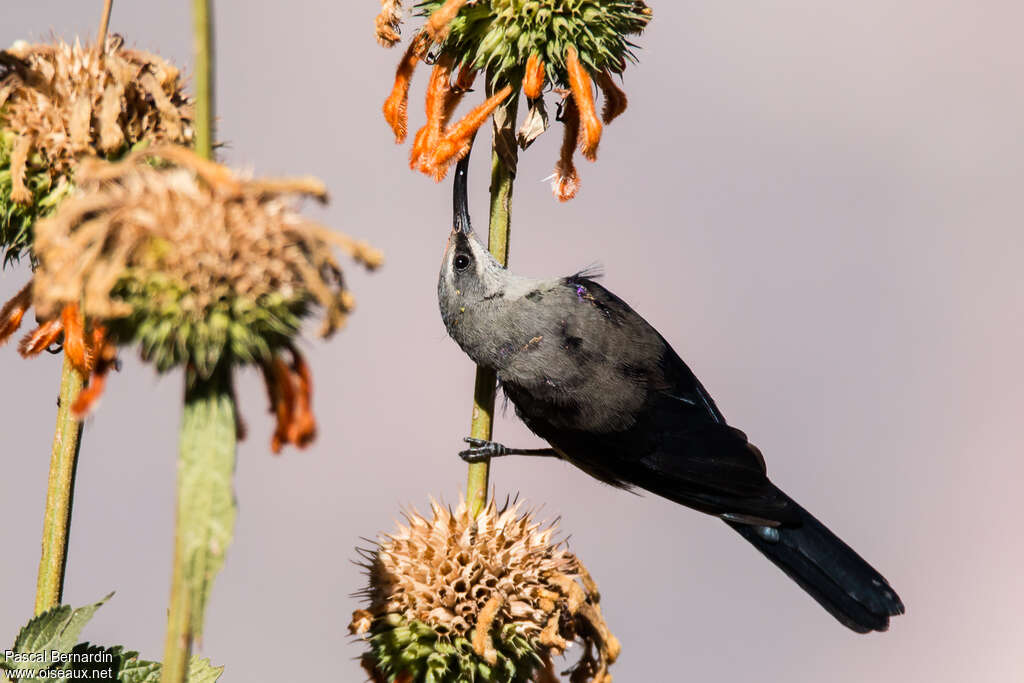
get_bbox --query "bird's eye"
[454,253,471,271]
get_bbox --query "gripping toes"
[458,437,508,462]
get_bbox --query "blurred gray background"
[2,1,1022,681]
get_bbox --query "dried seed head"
[352,498,618,683]
[30,145,381,379]
[0,36,193,263]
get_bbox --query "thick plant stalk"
[161,371,237,683]
[162,1,223,681]
[466,78,520,518]
[33,0,118,617]
[33,355,85,614]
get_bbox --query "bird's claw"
[458,437,508,462]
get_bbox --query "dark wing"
[505,277,798,524]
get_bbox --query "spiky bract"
[0,37,193,263]
[31,146,381,379]
[352,499,619,683]
[416,0,651,87]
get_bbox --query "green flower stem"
[466,79,520,519]
[162,2,223,681]
[31,0,119,617]
[191,0,215,159]
[33,355,85,615]
[160,371,237,683]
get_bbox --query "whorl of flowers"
[351,498,619,683]
[374,0,651,200]
[0,145,381,452]
[0,35,193,263]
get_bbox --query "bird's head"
[438,152,509,335]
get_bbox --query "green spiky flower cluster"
[417,0,652,85]
[0,131,74,265]
[364,616,540,683]
[105,272,311,378]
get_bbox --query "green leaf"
[178,372,238,639]
[186,656,224,683]
[47,643,156,682]
[44,644,220,683]
[114,648,162,683]
[9,593,112,672]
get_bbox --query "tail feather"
[726,488,904,633]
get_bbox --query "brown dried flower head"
[351,498,619,683]
[0,35,193,261]
[1,145,380,451]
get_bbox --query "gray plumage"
[438,155,904,633]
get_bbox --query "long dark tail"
[725,488,905,633]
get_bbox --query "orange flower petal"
[523,54,545,99]
[383,39,421,143]
[71,366,107,417]
[441,63,476,128]
[553,96,581,202]
[566,45,602,161]
[595,70,628,124]
[61,303,89,375]
[411,56,456,173]
[409,124,431,171]
[71,326,117,418]
[18,318,63,358]
[262,356,295,454]
[425,0,469,42]
[424,64,478,180]
[0,280,33,346]
[430,85,514,179]
[285,348,316,448]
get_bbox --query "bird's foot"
[458,437,509,462]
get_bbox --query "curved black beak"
[453,138,474,235]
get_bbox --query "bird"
[437,151,904,633]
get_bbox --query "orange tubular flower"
[2,280,117,418]
[60,303,89,375]
[261,346,317,453]
[424,0,469,42]
[441,65,479,129]
[18,318,64,357]
[595,70,628,124]
[425,65,479,181]
[429,85,514,175]
[0,280,33,345]
[383,39,422,143]
[71,326,116,418]
[375,1,650,200]
[264,355,296,454]
[553,96,581,202]
[286,348,316,448]
[566,46,602,162]
[410,56,456,173]
[523,54,546,99]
